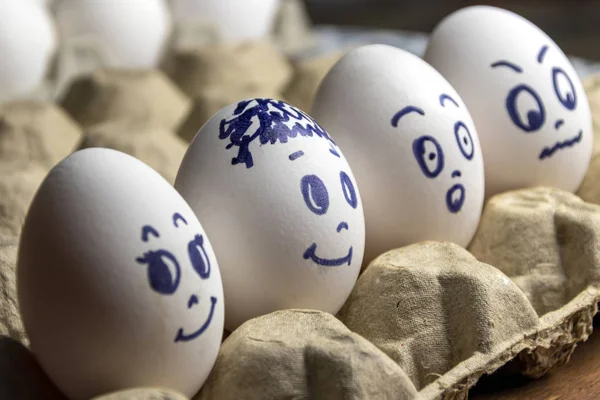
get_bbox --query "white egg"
[424,6,593,197]
[17,148,224,399]
[175,98,365,331]
[170,0,280,43]
[54,0,172,68]
[312,45,485,264]
[0,0,57,100]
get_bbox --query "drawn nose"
[336,221,349,232]
[451,170,462,178]
[187,294,199,309]
[555,119,564,130]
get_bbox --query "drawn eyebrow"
[329,144,340,158]
[289,150,304,161]
[490,61,523,73]
[439,94,459,108]
[142,225,160,242]
[173,213,188,228]
[391,106,425,127]
[537,45,549,64]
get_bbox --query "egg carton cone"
[270,0,317,57]
[22,36,116,105]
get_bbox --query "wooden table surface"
[470,316,600,400]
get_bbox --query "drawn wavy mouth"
[303,243,353,267]
[539,130,583,160]
[446,184,466,214]
[174,296,217,343]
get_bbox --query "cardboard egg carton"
[194,186,600,400]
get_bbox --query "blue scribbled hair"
[218,98,337,168]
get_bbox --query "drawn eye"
[188,234,211,279]
[413,135,444,178]
[301,174,329,215]
[454,122,474,160]
[340,171,358,209]
[552,67,577,110]
[136,250,181,295]
[506,84,546,132]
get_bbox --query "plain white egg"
[424,6,592,197]
[18,148,224,399]
[312,45,485,264]
[170,0,280,43]
[54,0,172,68]
[0,0,57,101]
[175,98,365,331]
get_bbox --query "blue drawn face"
[221,98,359,268]
[391,94,475,213]
[299,165,357,267]
[491,45,583,160]
[219,98,337,168]
[135,212,217,343]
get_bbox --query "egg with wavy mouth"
[312,45,485,264]
[17,148,224,399]
[175,98,365,331]
[424,5,593,197]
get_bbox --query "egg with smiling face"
[17,148,224,399]
[175,98,365,331]
[424,6,593,197]
[312,44,485,264]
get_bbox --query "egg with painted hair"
[17,148,224,399]
[424,5,593,197]
[175,98,365,331]
[312,44,485,265]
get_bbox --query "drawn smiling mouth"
[174,296,218,343]
[446,184,466,213]
[303,243,353,267]
[539,130,583,160]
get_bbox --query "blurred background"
[305,0,600,60]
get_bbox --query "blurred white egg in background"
[54,0,172,68]
[0,0,57,101]
[170,0,280,43]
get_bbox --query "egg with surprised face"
[312,44,485,264]
[175,98,365,331]
[17,148,224,399]
[424,6,593,197]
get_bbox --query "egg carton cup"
[197,187,600,400]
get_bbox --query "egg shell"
[175,98,365,331]
[171,0,280,43]
[311,44,485,264]
[424,5,593,197]
[0,0,57,100]
[54,0,172,68]
[17,148,224,399]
